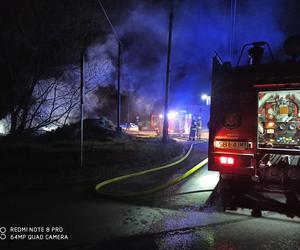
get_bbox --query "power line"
[95,0,122,133]
[96,0,121,43]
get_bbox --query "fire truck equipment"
[209,38,300,186]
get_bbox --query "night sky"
[1,0,300,124]
[118,0,299,106]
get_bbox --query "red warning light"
[220,156,227,164]
[219,156,234,165]
[227,157,234,164]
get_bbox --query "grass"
[0,136,184,172]
[0,136,185,192]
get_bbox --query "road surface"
[1,143,300,250]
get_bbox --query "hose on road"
[94,143,208,198]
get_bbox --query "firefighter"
[189,118,197,141]
[196,116,202,139]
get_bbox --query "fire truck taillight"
[213,154,254,169]
[219,156,234,165]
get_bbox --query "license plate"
[215,140,251,150]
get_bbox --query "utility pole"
[162,2,174,144]
[80,51,84,168]
[229,0,237,60]
[127,91,130,129]
[117,41,122,134]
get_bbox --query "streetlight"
[201,94,208,100]
[201,94,211,105]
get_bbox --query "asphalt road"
[1,143,300,250]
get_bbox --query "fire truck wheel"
[218,179,241,210]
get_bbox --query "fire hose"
[95,143,208,198]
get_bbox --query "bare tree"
[0,0,115,135]
[27,79,80,131]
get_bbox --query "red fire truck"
[208,38,300,191]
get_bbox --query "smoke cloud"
[78,0,295,118]
[109,0,287,107]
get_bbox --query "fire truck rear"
[208,38,300,189]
